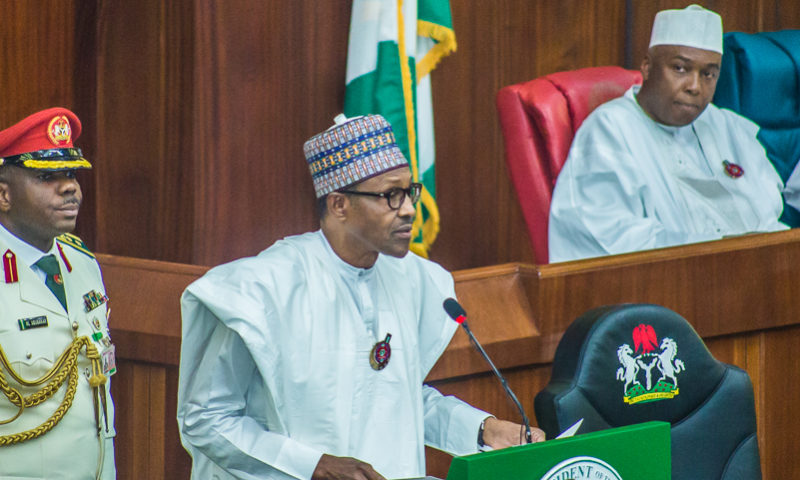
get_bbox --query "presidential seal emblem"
[616,324,685,405]
[540,456,622,480]
[47,115,72,146]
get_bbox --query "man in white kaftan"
[177,114,543,480]
[548,5,788,263]
[179,231,487,479]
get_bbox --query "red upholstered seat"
[496,66,642,263]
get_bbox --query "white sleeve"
[177,302,323,480]
[784,162,800,211]
[421,385,491,457]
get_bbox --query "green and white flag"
[344,0,456,257]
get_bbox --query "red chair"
[496,66,642,264]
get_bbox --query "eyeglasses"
[340,183,422,210]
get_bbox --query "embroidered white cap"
[649,4,723,54]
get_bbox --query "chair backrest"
[534,304,761,480]
[496,66,642,264]
[713,30,800,226]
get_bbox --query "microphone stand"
[459,320,533,444]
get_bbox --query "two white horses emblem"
[616,334,685,396]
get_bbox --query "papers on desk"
[555,418,584,439]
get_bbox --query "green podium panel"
[446,421,670,480]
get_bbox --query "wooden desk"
[101,230,800,479]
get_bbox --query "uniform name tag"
[18,315,48,331]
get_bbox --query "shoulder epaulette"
[56,233,95,259]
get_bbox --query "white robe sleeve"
[421,385,490,456]
[549,111,719,262]
[178,292,323,480]
[784,163,800,211]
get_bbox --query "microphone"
[442,298,533,444]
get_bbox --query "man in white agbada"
[548,5,788,263]
[177,114,544,480]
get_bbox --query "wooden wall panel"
[705,326,800,479]
[753,326,800,479]
[0,1,78,127]
[111,360,191,479]
[94,0,195,262]
[765,0,800,29]
[191,0,351,266]
[164,367,193,479]
[72,0,100,247]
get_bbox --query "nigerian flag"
[344,0,456,258]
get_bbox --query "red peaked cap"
[0,107,92,170]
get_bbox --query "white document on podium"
[555,418,584,439]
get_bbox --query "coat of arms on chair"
[616,323,686,405]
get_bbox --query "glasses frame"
[340,182,422,210]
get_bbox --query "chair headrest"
[714,30,800,128]
[546,68,642,133]
[551,304,727,426]
[512,66,642,186]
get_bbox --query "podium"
[446,421,670,480]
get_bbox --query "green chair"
[713,30,800,226]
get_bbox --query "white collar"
[0,222,56,268]
[317,230,377,281]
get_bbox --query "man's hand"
[482,417,546,449]
[311,454,387,480]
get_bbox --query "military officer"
[0,108,116,478]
